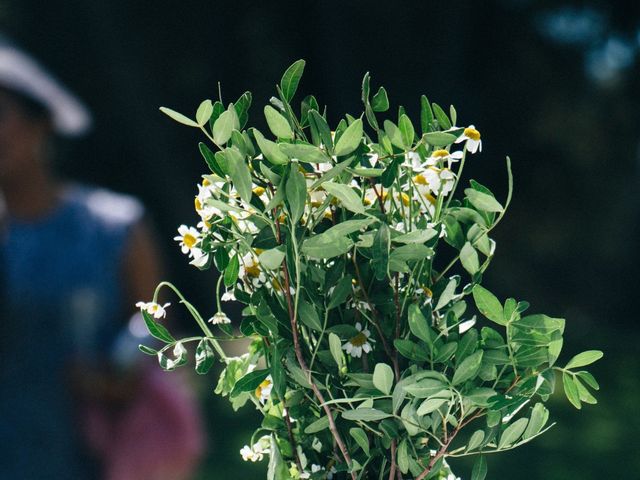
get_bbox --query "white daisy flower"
[209,311,231,325]
[341,322,374,358]
[189,248,210,268]
[454,125,482,154]
[255,375,273,403]
[135,301,170,319]
[240,435,271,462]
[403,151,426,172]
[423,167,455,196]
[426,149,464,168]
[239,253,267,288]
[174,225,201,255]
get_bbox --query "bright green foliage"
[144,61,603,479]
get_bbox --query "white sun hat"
[0,35,91,136]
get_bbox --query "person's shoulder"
[62,183,145,229]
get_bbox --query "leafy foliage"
[140,61,602,479]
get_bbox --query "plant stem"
[278,219,356,479]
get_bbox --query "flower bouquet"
[137,60,602,479]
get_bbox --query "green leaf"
[460,241,480,274]
[195,338,215,374]
[302,234,353,258]
[212,105,238,145]
[408,304,434,344]
[392,229,438,244]
[420,95,433,133]
[349,427,370,456]
[402,378,444,397]
[416,397,448,416]
[305,414,333,434]
[280,59,306,102]
[328,275,353,309]
[371,223,390,280]
[394,339,430,362]
[225,147,253,203]
[373,363,394,395]
[267,435,289,480]
[466,430,485,452]
[334,118,363,156]
[271,343,285,398]
[138,344,157,356]
[472,285,506,325]
[224,254,240,287]
[321,218,376,237]
[435,278,457,311]
[310,157,353,189]
[390,244,433,262]
[452,350,483,385]
[322,182,364,214]
[516,314,565,333]
[298,299,323,331]
[142,311,175,343]
[565,350,604,369]
[308,110,333,152]
[285,165,307,223]
[253,129,289,165]
[432,102,452,130]
[196,99,213,126]
[372,86,389,112]
[523,403,548,440]
[465,188,504,213]
[498,417,529,448]
[230,369,269,397]
[563,372,582,409]
[264,105,294,139]
[471,456,487,480]
[383,120,404,149]
[198,142,225,176]
[328,332,345,369]
[342,408,391,422]
[159,106,198,127]
[397,438,409,474]
[399,114,415,148]
[278,142,329,164]
[233,91,252,129]
[575,377,598,404]
[258,248,286,270]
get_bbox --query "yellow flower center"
[400,192,410,206]
[194,197,203,211]
[424,193,436,205]
[183,233,197,248]
[349,332,368,347]
[463,127,481,141]
[255,378,272,398]
[414,174,428,185]
[253,186,266,196]
[422,286,433,297]
[245,263,261,278]
[202,178,211,187]
[432,149,449,158]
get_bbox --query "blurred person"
[0,36,203,479]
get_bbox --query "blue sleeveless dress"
[0,184,143,479]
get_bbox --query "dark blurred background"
[2,0,638,478]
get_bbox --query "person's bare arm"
[121,219,164,313]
